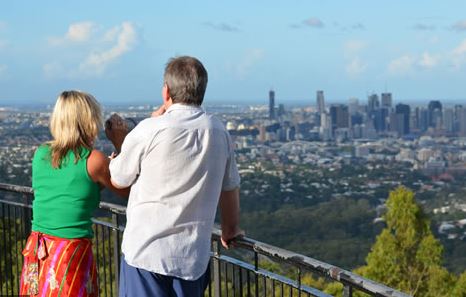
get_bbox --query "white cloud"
[388,55,415,75]
[453,39,466,56]
[49,21,95,45]
[44,21,138,78]
[303,18,324,28]
[451,20,466,31]
[345,58,367,77]
[43,62,64,79]
[451,39,466,68]
[79,22,137,75]
[413,23,435,31]
[346,57,367,77]
[418,52,437,68]
[230,49,264,79]
[343,40,368,77]
[344,40,367,56]
[66,22,95,42]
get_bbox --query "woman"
[20,90,128,296]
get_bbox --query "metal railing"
[0,183,410,297]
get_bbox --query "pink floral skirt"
[20,232,98,296]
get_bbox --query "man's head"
[163,56,208,106]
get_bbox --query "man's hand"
[105,114,129,153]
[151,105,166,117]
[221,228,244,249]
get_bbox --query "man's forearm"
[219,188,241,239]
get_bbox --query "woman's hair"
[49,90,102,168]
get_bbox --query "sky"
[1,1,466,105]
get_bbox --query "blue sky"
[1,1,466,105]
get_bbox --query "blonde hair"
[49,90,102,168]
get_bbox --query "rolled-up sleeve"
[109,130,146,188]
[222,132,241,191]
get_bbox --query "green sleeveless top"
[32,145,100,238]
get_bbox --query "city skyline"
[1,1,466,104]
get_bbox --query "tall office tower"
[418,108,429,132]
[455,105,464,132]
[367,94,380,113]
[381,93,392,108]
[316,90,325,114]
[394,103,410,136]
[348,97,359,115]
[443,108,455,133]
[460,107,466,136]
[269,89,275,120]
[428,100,442,128]
[277,104,285,117]
[320,112,333,141]
[374,108,388,132]
[330,105,350,131]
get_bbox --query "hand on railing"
[221,229,245,249]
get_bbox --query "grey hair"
[164,56,208,106]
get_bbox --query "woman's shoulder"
[87,149,109,182]
[33,143,51,158]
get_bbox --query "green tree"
[452,271,466,297]
[358,187,453,296]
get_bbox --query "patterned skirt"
[20,231,98,297]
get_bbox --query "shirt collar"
[166,103,204,113]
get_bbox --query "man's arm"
[219,188,243,249]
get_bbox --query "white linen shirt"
[109,103,240,280]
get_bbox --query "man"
[106,56,242,297]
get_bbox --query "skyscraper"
[368,94,379,113]
[316,90,325,114]
[269,89,275,120]
[381,93,392,108]
[394,103,410,136]
[348,97,359,115]
[428,100,442,129]
[330,104,349,131]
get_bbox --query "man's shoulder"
[202,113,228,131]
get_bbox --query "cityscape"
[2,90,466,275]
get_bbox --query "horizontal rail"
[0,182,410,297]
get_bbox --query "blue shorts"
[119,257,210,297]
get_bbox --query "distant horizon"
[0,96,464,109]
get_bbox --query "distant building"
[367,94,379,113]
[428,100,442,129]
[391,103,410,136]
[269,89,275,120]
[443,109,455,133]
[348,97,359,115]
[459,107,466,137]
[330,105,349,134]
[373,108,388,132]
[277,104,285,117]
[381,93,392,108]
[316,90,325,114]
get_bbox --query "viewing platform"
[0,183,410,297]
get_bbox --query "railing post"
[343,284,353,297]
[23,193,31,236]
[297,267,301,297]
[212,239,221,297]
[112,212,121,294]
[254,251,259,297]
